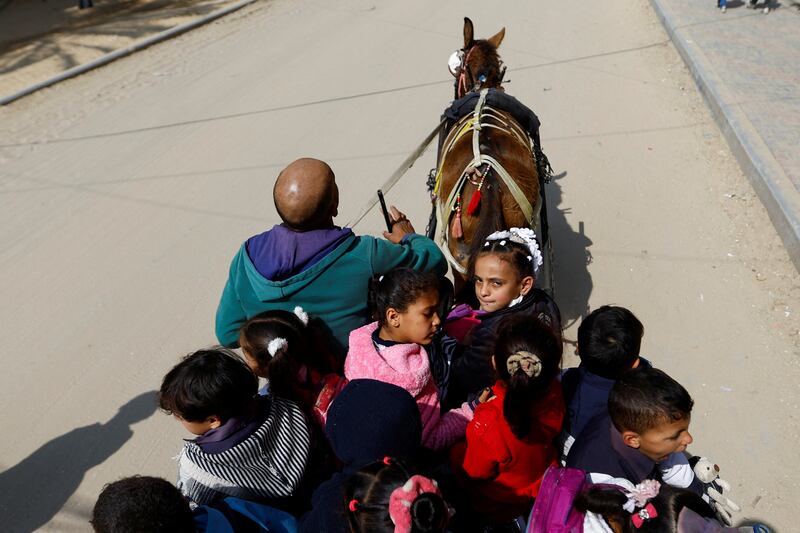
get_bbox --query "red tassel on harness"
[466,188,482,216]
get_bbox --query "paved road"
[0,0,797,530]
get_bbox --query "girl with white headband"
[450,315,564,525]
[443,228,562,409]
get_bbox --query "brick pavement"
[648,0,800,269]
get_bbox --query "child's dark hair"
[573,483,715,533]
[578,306,644,379]
[344,458,449,533]
[368,269,440,326]
[608,367,694,435]
[494,315,562,439]
[466,238,535,282]
[158,348,257,422]
[91,476,195,533]
[239,308,334,400]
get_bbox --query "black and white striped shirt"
[177,396,310,506]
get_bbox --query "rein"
[346,119,446,229]
[456,47,476,99]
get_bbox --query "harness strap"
[435,89,541,274]
[471,89,490,167]
[476,153,539,226]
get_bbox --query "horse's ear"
[487,27,505,49]
[463,17,474,48]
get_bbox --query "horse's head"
[449,17,506,99]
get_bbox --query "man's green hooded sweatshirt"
[215,231,446,353]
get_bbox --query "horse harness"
[453,47,508,100]
[433,89,542,275]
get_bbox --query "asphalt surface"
[0,0,798,530]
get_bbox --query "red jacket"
[450,379,565,520]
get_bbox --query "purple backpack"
[527,466,587,533]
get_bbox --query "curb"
[647,0,800,272]
[0,0,257,106]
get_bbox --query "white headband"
[484,227,543,274]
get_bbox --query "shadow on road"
[0,390,158,532]
[547,171,594,330]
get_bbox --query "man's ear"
[331,184,339,218]
[621,430,641,449]
[519,275,534,295]
[490,355,496,371]
[206,415,223,429]
[487,27,505,49]
[386,308,400,327]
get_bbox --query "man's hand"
[382,206,415,244]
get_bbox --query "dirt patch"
[0,0,241,96]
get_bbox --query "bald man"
[215,158,446,354]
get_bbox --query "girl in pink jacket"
[344,268,475,451]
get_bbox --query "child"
[445,228,562,407]
[91,476,195,533]
[91,475,298,533]
[566,367,703,494]
[344,268,475,451]
[239,306,347,427]
[299,379,423,533]
[560,305,647,460]
[159,348,311,506]
[450,315,565,523]
[572,480,765,532]
[343,457,451,533]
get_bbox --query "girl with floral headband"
[572,479,767,532]
[343,457,451,533]
[443,227,562,408]
[450,315,564,525]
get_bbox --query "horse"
[434,18,550,293]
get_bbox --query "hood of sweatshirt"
[246,224,353,282]
[235,229,357,301]
[344,322,432,397]
[324,378,422,472]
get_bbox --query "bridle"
[450,46,507,99]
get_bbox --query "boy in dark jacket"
[559,305,646,459]
[566,367,703,494]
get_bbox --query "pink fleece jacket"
[344,322,473,451]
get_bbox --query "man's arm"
[370,205,446,275]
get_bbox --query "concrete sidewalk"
[648,0,800,270]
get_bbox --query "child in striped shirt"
[159,348,311,506]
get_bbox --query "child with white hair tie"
[443,228,562,408]
[238,307,347,428]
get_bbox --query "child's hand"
[383,206,415,243]
[477,387,494,404]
